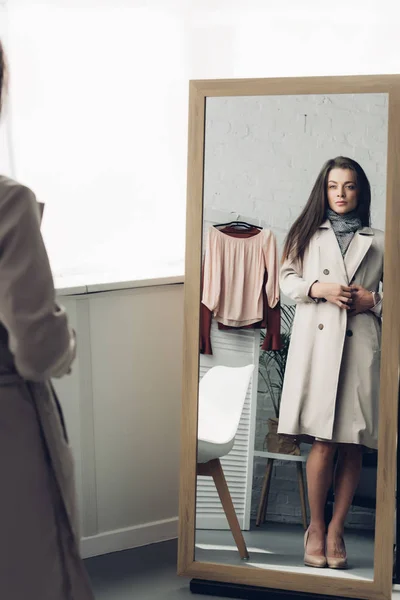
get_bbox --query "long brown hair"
[282,156,371,264]
[0,39,7,117]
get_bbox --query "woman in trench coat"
[278,156,383,569]
[0,42,94,599]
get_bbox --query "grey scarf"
[326,208,362,256]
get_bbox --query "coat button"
[318,324,324,330]
[323,269,330,275]
[346,330,353,337]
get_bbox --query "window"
[1,1,387,286]
[3,3,188,284]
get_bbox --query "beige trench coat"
[277,220,384,449]
[0,176,94,599]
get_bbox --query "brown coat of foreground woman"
[0,176,94,599]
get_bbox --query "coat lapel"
[344,227,374,283]
[318,221,374,284]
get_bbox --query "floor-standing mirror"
[178,75,400,600]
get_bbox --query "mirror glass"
[195,93,388,581]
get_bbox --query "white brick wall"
[203,92,388,529]
[204,93,388,253]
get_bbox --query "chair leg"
[256,458,273,527]
[203,459,249,560]
[261,459,274,525]
[296,462,308,530]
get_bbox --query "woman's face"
[326,168,358,215]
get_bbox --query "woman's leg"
[326,443,363,558]
[306,441,337,555]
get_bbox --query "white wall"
[204,93,388,254]
[1,1,399,283]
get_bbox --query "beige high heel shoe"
[304,529,327,568]
[326,535,348,569]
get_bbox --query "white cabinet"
[54,283,184,557]
[53,296,98,540]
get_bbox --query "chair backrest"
[198,364,255,446]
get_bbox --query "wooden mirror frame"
[178,75,400,600]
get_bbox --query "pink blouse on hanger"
[202,226,280,327]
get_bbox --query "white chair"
[197,364,255,560]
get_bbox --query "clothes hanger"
[214,213,262,230]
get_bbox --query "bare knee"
[312,440,337,461]
[337,443,362,461]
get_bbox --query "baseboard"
[80,516,178,558]
[196,515,247,531]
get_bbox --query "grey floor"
[85,538,204,600]
[195,522,375,581]
[85,523,375,599]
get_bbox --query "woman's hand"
[348,284,375,315]
[310,282,353,309]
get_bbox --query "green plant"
[258,304,296,418]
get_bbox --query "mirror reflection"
[195,93,388,581]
